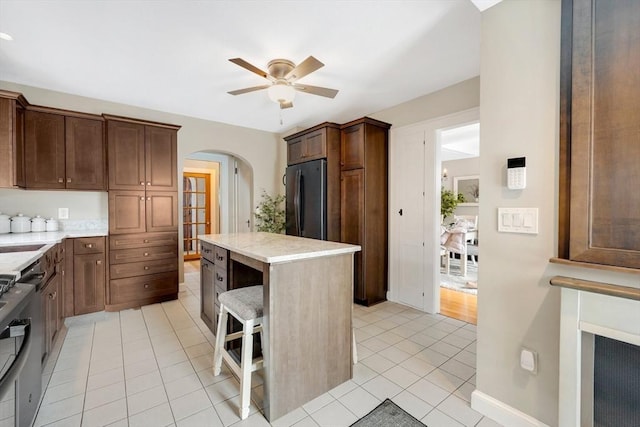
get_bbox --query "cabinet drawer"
[110,258,177,279]
[110,245,177,265]
[214,266,227,291]
[201,241,214,263]
[109,232,178,250]
[214,246,228,268]
[109,271,178,305]
[74,237,105,254]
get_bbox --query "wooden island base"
[199,232,360,421]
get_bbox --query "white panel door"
[393,127,426,310]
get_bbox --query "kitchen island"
[198,232,360,421]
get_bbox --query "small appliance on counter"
[0,213,9,234]
[45,218,58,232]
[30,215,46,233]
[10,214,31,233]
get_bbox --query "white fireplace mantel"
[551,276,640,427]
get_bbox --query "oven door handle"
[0,319,31,401]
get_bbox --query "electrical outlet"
[520,348,538,374]
[58,208,69,219]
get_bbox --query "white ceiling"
[0,1,481,134]
[441,122,480,161]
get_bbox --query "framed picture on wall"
[454,175,479,206]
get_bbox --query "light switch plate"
[58,207,69,219]
[498,208,538,234]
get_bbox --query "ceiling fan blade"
[227,85,271,96]
[228,58,273,81]
[294,84,339,99]
[280,101,293,109]
[284,56,324,82]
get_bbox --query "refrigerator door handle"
[294,169,302,236]
[299,172,305,233]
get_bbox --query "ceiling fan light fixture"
[267,83,296,104]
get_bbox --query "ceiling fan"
[227,56,339,109]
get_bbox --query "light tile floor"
[33,262,502,427]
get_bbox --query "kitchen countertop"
[199,232,361,264]
[0,229,108,277]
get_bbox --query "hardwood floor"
[440,287,477,325]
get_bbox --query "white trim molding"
[471,390,550,427]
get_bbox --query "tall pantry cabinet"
[105,115,180,311]
[340,117,391,306]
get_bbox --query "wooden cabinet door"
[341,123,365,170]
[107,120,145,190]
[201,258,216,332]
[24,110,65,189]
[566,0,640,268]
[341,169,365,300]
[145,126,177,191]
[73,252,105,315]
[303,128,327,161]
[0,95,25,188]
[146,191,178,232]
[287,136,304,165]
[109,190,146,234]
[66,117,105,190]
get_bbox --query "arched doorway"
[181,151,253,261]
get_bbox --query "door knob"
[398,209,403,216]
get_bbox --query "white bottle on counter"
[31,215,46,232]
[10,213,31,233]
[45,218,59,232]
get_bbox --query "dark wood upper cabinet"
[65,117,106,190]
[24,110,66,189]
[107,120,146,190]
[106,116,179,191]
[145,126,177,191]
[287,127,328,165]
[341,124,365,170]
[23,108,105,191]
[0,90,27,188]
[560,0,640,269]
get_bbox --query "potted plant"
[254,190,286,233]
[441,188,465,223]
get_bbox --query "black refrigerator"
[285,159,327,240]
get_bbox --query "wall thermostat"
[507,157,526,189]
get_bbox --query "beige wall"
[476,1,639,425]
[371,76,480,127]
[0,189,107,220]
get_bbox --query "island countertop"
[199,232,361,264]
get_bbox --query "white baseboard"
[471,390,550,427]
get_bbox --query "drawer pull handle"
[216,274,223,281]
[58,177,64,183]
[216,254,223,261]
[96,260,102,265]
[144,284,149,289]
[85,244,93,248]
[67,177,72,183]
[144,252,149,256]
[144,239,149,243]
[140,181,145,186]
[140,197,144,201]
[147,197,151,201]
[144,266,150,270]
[147,182,151,186]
